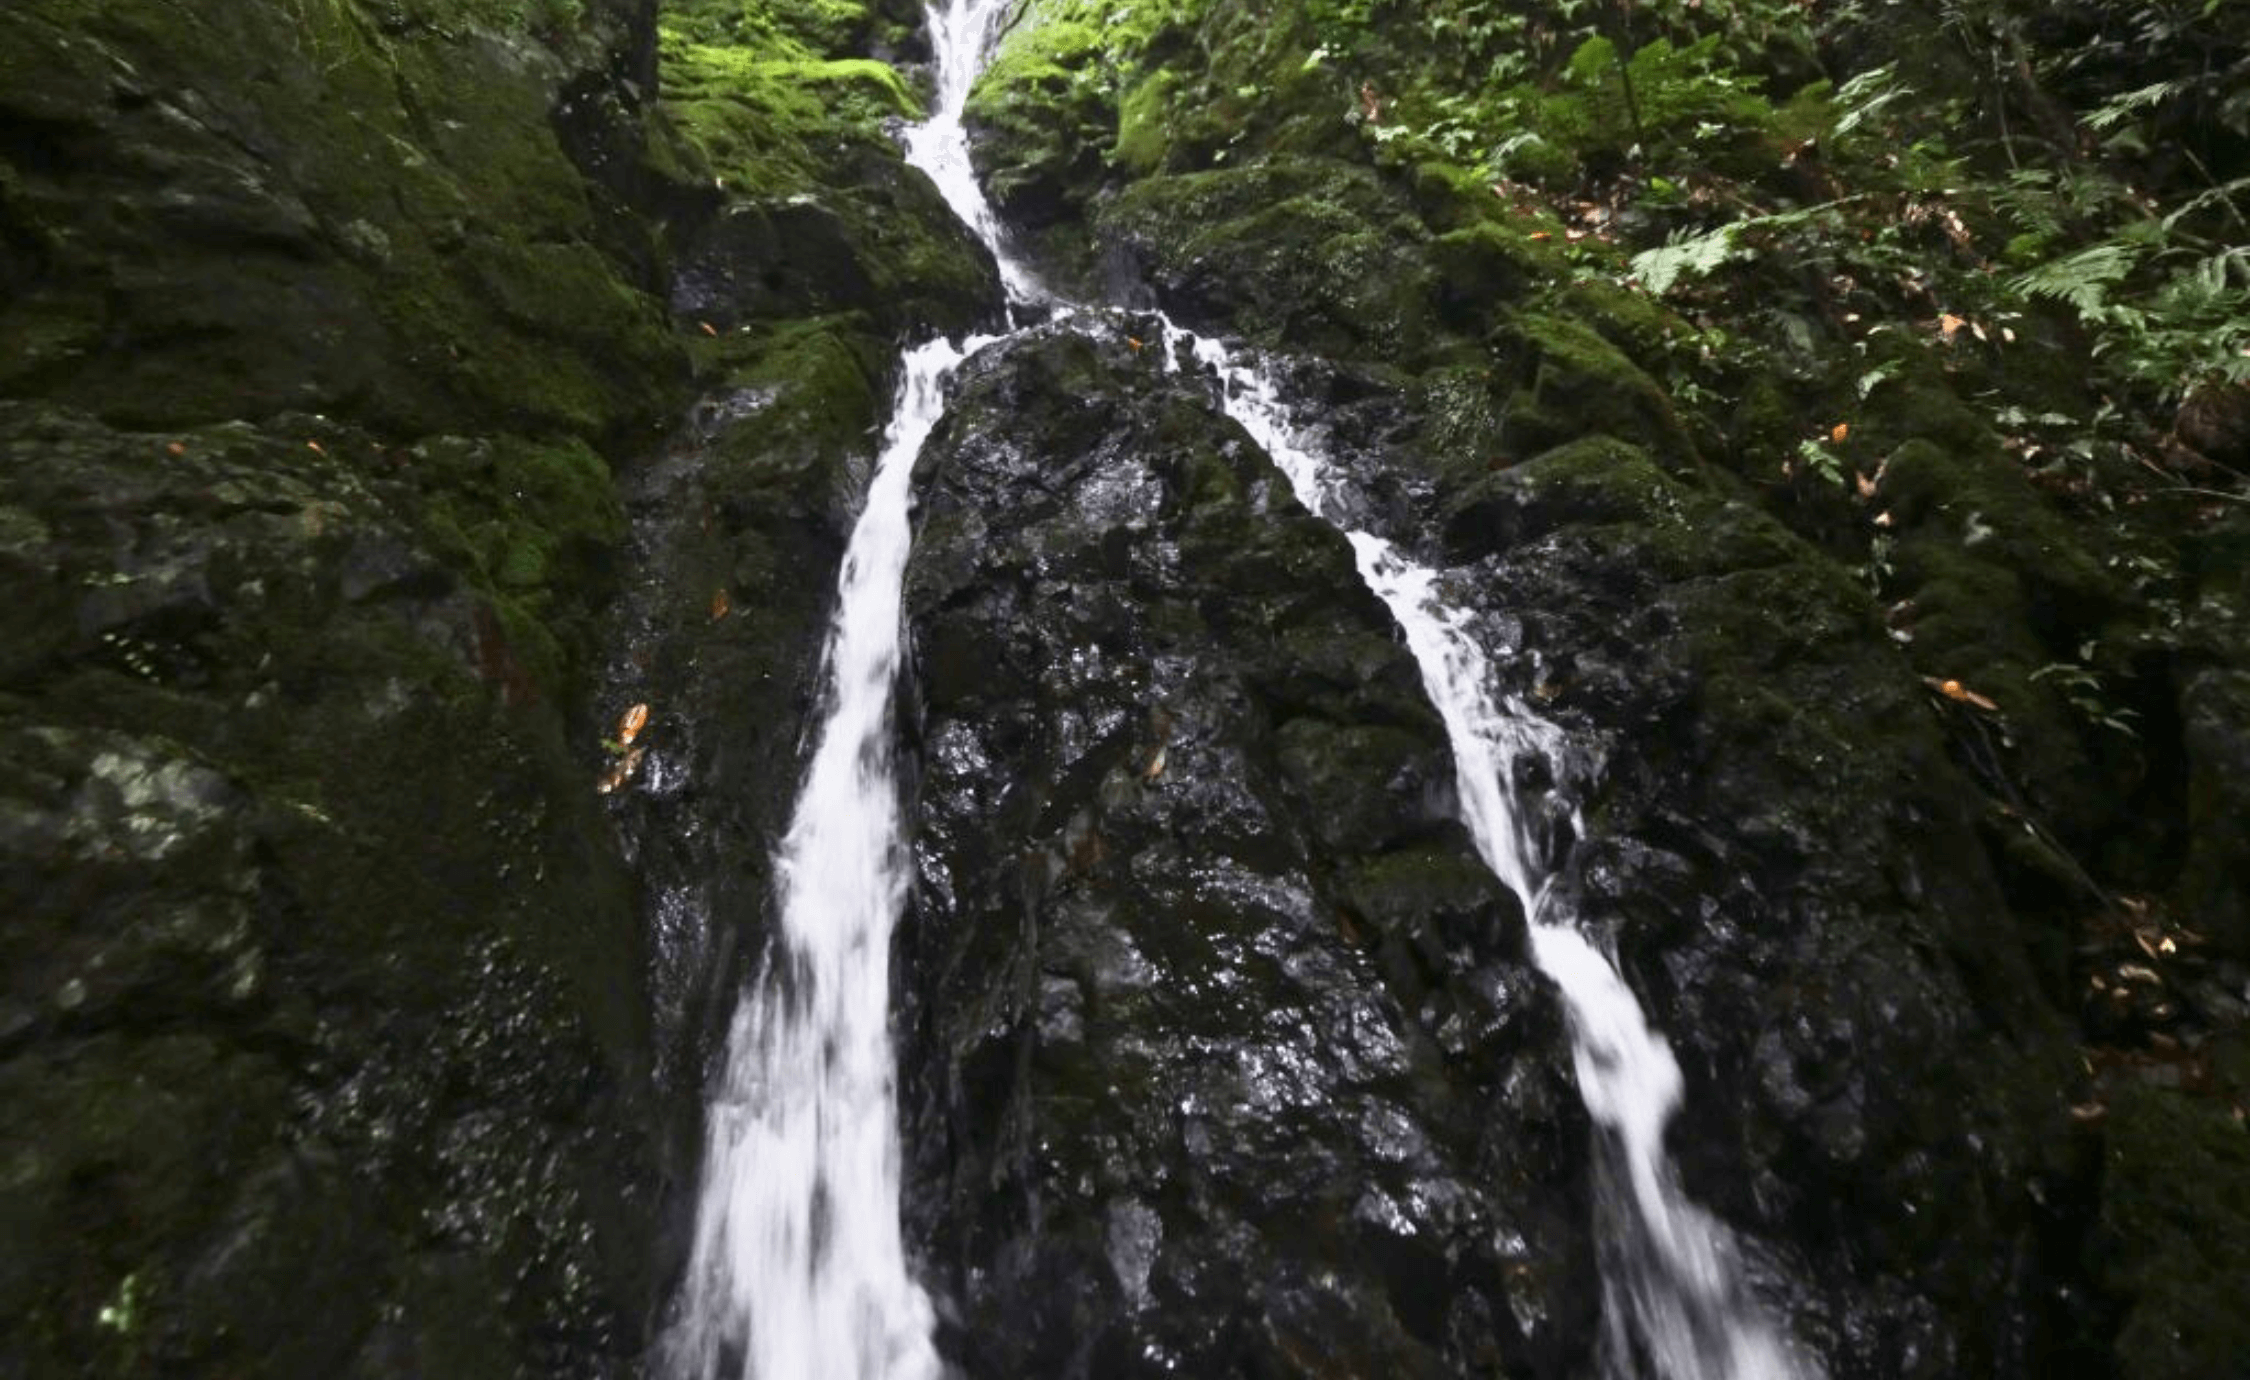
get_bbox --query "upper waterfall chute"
[907,0,1051,308]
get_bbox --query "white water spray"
[661,3,1029,1376]
[1168,329,1817,1380]
[665,0,1813,1369]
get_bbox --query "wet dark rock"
[1424,431,2092,1378]
[896,325,1592,1379]
[1093,159,1441,364]
[0,405,660,1377]
[592,321,898,1275]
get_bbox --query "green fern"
[1632,224,1747,295]
[2009,243,2136,321]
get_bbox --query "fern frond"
[2009,243,2137,320]
[1632,224,1746,296]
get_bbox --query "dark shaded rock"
[0,0,688,444]
[2178,669,2250,956]
[896,325,1593,1379]
[2093,1082,2250,1380]
[1093,158,1440,363]
[0,404,659,1377]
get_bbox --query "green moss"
[1548,278,1689,365]
[657,21,999,333]
[661,0,909,52]
[2098,1085,2250,1380]
[663,35,914,192]
[1115,69,1183,176]
[413,434,624,684]
[712,317,888,470]
[1502,312,1694,466]
[1097,159,1436,357]
[1428,221,1560,324]
[0,0,686,441]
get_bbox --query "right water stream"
[1162,326,1821,1380]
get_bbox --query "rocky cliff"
[4,0,2247,1377]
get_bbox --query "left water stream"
[658,2,1032,1376]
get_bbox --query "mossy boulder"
[0,402,661,1376]
[1431,431,2084,1375]
[0,0,688,444]
[1095,157,1438,359]
[2095,1084,2250,1380]
[658,21,1002,337]
[1493,312,1698,469]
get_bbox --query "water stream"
[664,0,1815,1375]
[658,2,1024,1375]
[1174,336,1816,1380]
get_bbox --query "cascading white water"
[906,0,1048,307]
[666,0,1814,1371]
[1168,330,1818,1380]
[660,3,1028,1376]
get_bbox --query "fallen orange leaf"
[1925,677,1999,711]
[710,588,731,621]
[1854,471,1878,500]
[1939,313,1966,342]
[1126,336,1144,352]
[306,440,325,455]
[1830,422,1849,443]
[699,321,718,337]
[617,702,650,746]
[165,441,186,457]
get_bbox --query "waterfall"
[659,3,1028,1376]
[1167,330,1818,1380]
[663,0,1815,1373]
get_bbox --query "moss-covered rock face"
[1425,431,2088,1375]
[946,3,2250,1371]
[0,0,688,443]
[0,404,657,1376]
[0,0,716,1372]
[1096,157,1439,359]
[656,1,1003,338]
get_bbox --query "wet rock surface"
[0,0,694,1372]
[1414,432,2094,1377]
[0,406,660,1377]
[895,326,1595,1379]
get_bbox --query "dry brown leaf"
[1854,471,1878,500]
[699,321,718,337]
[711,588,731,621]
[165,441,186,457]
[1938,313,1966,343]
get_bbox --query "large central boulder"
[894,324,1594,1378]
